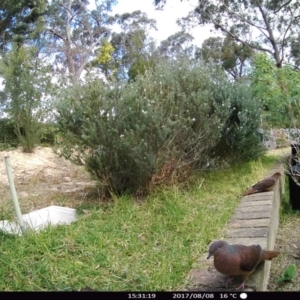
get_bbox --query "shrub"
[14,113,41,153]
[131,59,223,170]
[40,123,58,146]
[0,45,52,153]
[56,58,263,196]
[210,79,265,164]
[251,53,300,128]
[0,118,19,150]
[56,79,174,195]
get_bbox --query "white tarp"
[0,205,76,236]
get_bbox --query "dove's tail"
[262,250,280,261]
[242,188,256,196]
[276,277,286,283]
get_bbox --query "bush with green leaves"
[251,53,300,128]
[0,119,58,150]
[39,123,59,146]
[56,81,165,195]
[0,45,52,153]
[56,58,263,196]
[210,78,265,164]
[130,59,224,170]
[0,118,19,150]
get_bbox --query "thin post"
[4,156,27,234]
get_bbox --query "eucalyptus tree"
[158,30,197,59]
[154,0,300,68]
[201,36,254,80]
[44,0,117,81]
[290,34,300,68]
[109,10,158,81]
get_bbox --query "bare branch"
[255,0,282,66]
[280,7,295,65]
[212,20,273,55]
[274,0,293,14]
[66,0,72,44]
[221,0,271,41]
[46,28,65,41]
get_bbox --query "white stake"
[4,156,26,235]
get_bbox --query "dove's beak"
[207,254,211,259]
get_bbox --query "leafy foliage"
[56,78,172,195]
[128,58,154,82]
[157,0,300,68]
[109,10,158,81]
[0,45,52,152]
[40,123,59,146]
[91,40,116,80]
[211,80,264,163]
[94,41,115,65]
[56,58,263,196]
[290,34,300,68]
[0,0,46,50]
[251,53,300,127]
[201,36,254,80]
[0,118,19,150]
[158,31,197,60]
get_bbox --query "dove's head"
[207,240,228,259]
[273,172,282,178]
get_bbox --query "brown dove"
[207,240,280,289]
[242,172,281,196]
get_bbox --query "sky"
[110,0,219,47]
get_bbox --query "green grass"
[0,155,278,291]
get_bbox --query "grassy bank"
[0,155,278,291]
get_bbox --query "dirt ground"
[0,146,97,219]
[266,147,300,291]
[268,214,300,291]
[0,146,299,290]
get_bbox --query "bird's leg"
[235,271,254,290]
[235,281,245,290]
[222,276,234,287]
[235,274,251,290]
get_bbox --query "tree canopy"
[201,36,254,80]
[154,0,300,68]
[158,31,196,59]
[108,10,158,81]
[0,0,46,49]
